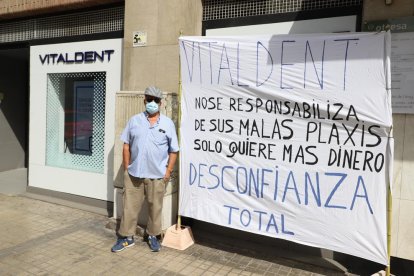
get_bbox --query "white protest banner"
[179,33,393,265]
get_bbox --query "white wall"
[206,15,356,36]
[29,39,122,201]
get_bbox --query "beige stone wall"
[364,0,414,261]
[0,0,122,19]
[118,0,202,229]
[122,0,203,92]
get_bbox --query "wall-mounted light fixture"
[385,0,393,5]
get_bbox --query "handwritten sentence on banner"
[189,98,381,229]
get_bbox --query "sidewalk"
[0,194,353,275]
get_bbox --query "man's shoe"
[148,235,160,252]
[111,237,135,252]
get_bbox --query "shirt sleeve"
[168,121,179,153]
[120,118,131,144]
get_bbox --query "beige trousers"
[118,171,166,237]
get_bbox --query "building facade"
[0,0,413,267]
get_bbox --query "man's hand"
[163,169,172,182]
[164,152,177,182]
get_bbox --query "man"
[111,86,179,252]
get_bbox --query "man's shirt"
[121,112,179,178]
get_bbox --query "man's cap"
[144,86,162,99]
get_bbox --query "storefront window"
[46,72,106,173]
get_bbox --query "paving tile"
[208,264,223,273]
[202,271,216,276]
[180,265,196,275]
[230,268,243,274]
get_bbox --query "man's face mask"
[146,100,159,114]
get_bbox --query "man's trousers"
[118,171,166,237]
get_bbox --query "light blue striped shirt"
[121,112,179,178]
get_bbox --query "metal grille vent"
[202,0,362,21]
[0,6,123,43]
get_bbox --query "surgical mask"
[146,101,159,114]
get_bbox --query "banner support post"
[177,29,183,230]
[161,30,194,251]
[386,185,392,276]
